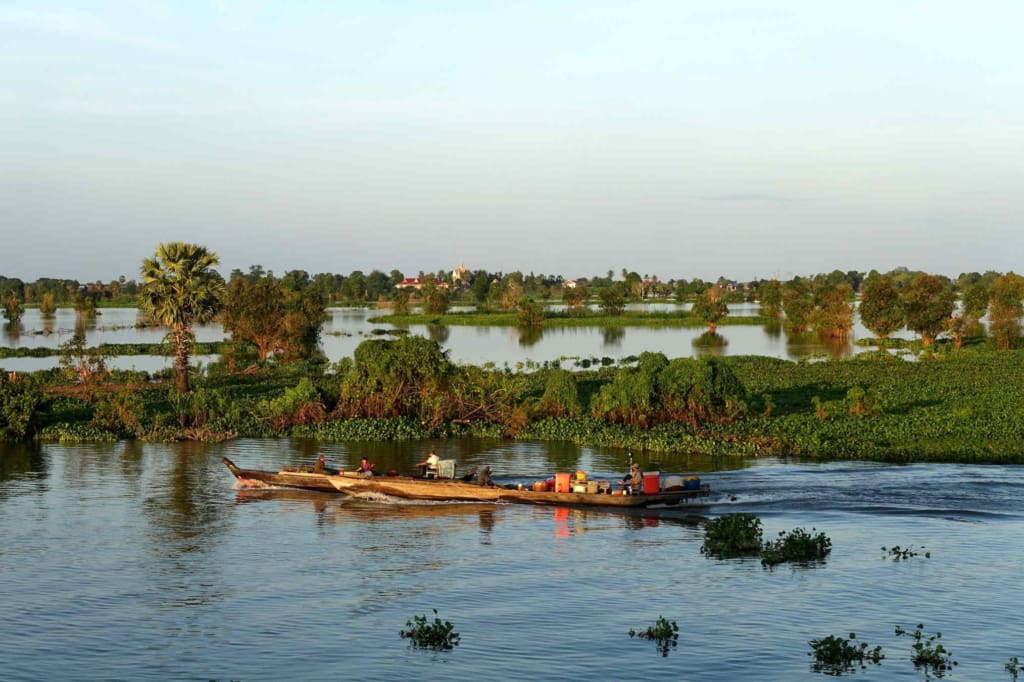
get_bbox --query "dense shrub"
[0,375,49,440]
[701,513,763,557]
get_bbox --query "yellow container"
[575,470,587,481]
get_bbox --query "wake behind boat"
[222,457,711,509]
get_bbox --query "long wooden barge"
[222,457,711,508]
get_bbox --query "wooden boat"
[222,457,711,508]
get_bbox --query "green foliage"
[38,292,57,316]
[39,422,118,444]
[808,633,884,675]
[337,336,453,426]
[257,377,325,429]
[598,283,626,315]
[538,369,581,418]
[2,293,25,323]
[59,334,111,386]
[882,545,930,560]
[515,297,545,327]
[1008,656,1022,681]
[691,285,729,331]
[222,268,327,361]
[989,273,1024,350]
[701,513,763,557]
[420,277,450,315]
[139,242,224,393]
[895,624,957,676]
[845,385,883,416]
[860,275,904,340]
[903,274,956,346]
[759,279,782,318]
[629,616,679,657]
[92,389,146,437]
[294,417,431,441]
[400,609,460,650]
[760,527,831,567]
[783,278,814,334]
[592,364,658,428]
[0,375,49,441]
[657,357,746,423]
[812,283,854,340]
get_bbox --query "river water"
[2,439,1021,681]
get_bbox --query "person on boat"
[356,457,375,477]
[415,449,440,478]
[313,455,327,474]
[478,466,493,488]
[620,464,642,494]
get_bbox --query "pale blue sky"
[2,1,1022,282]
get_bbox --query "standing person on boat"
[356,457,375,477]
[415,449,440,477]
[620,464,642,494]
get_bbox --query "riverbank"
[6,343,1022,463]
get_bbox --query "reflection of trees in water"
[785,331,853,360]
[0,442,44,484]
[3,321,21,343]
[426,324,449,345]
[601,327,625,347]
[137,442,231,608]
[540,440,583,471]
[517,326,543,347]
[692,331,727,356]
[763,319,783,338]
[73,314,97,338]
[142,442,231,548]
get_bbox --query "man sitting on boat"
[311,455,339,475]
[415,449,440,478]
[620,464,642,494]
[356,457,375,477]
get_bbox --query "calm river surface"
[2,440,1021,681]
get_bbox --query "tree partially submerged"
[139,242,224,393]
[948,282,989,349]
[859,274,904,341]
[691,284,729,333]
[989,272,1024,350]
[811,283,854,340]
[222,268,328,362]
[902,274,955,346]
[782,278,813,334]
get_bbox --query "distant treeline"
[0,266,1012,309]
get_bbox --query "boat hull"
[223,457,711,508]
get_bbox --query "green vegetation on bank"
[5,335,1024,463]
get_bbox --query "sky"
[2,1,1022,283]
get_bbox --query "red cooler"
[555,472,572,493]
[642,471,660,494]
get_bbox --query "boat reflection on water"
[232,487,707,542]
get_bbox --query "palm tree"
[140,242,224,393]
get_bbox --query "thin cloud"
[0,7,178,52]
[698,193,795,203]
